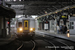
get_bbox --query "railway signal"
[7,22,9,24]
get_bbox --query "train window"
[18,22,22,27]
[70,22,74,29]
[25,22,27,27]
[72,22,74,25]
[72,26,74,29]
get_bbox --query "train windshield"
[18,22,22,27]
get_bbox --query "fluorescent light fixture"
[6,0,10,1]
[16,15,24,18]
[31,15,38,18]
[13,0,16,1]
[19,0,21,1]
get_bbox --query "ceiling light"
[13,0,16,1]
[19,0,21,1]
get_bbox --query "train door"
[69,21,75,35]
[69,17,75,35]
[24,20,29,31]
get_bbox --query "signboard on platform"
[44,24,48,29]
[62,16,67,18]
[61,15,68,19]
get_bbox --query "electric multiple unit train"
[10,17,35,40]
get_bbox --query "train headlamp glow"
[67,33,70,37]
[30,28,33,31]
[19,28,23,31]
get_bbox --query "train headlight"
[19,28,23,31]
[30,28,33,31]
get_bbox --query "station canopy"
[5,0,75,18]
[0,5,16,18]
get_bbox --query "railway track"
[0,39,36,50]
[35,34,75,50]
[17,40,36,50]
[0,40,22,50]
[0,34,75,50]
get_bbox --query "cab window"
[18,22,22,27]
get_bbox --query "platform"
[35,30,75,42]
[0,35,16,46]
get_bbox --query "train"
[10,17,35,40]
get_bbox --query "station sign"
[60,15,68,19]
[44,23,48,29]
[62,16,67,18]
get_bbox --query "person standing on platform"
[60,25,62,34]
[57,25,60,34]
[63,25,67,34]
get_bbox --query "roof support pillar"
[2,16,6,38]
[8,17,10,35]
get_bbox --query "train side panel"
[30,19,35,31]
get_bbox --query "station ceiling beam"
[5,1,75,15]
[35,5,75,19]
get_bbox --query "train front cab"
[17,19,35,38]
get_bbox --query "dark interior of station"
[0,0,75,50]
